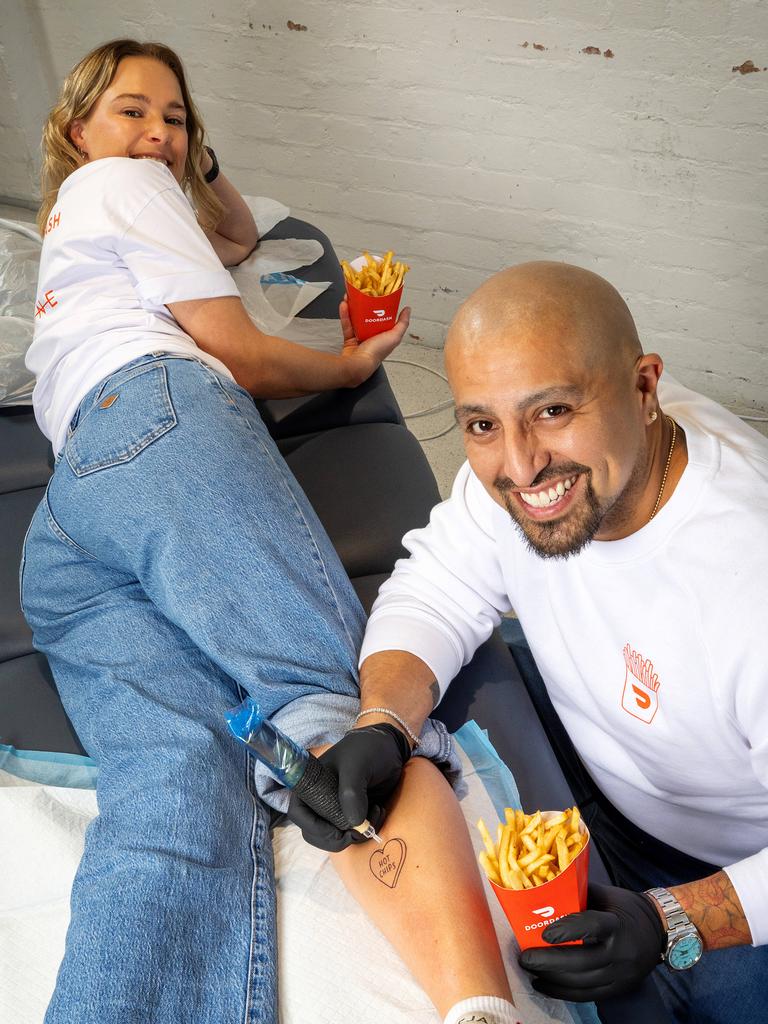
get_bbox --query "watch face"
[668,932,704,970]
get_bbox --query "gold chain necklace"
[649,415,677,521]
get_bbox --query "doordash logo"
[364,309,390,323]
[621,643,661,724]
[525,905,563,931]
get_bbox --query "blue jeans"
[19,355,374,1023]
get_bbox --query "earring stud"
[649,410,658,423]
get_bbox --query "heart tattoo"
[369,838,407,888]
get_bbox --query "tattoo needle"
[225,697,383,843]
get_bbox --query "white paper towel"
[0,741,584,1024]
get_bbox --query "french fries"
[341,250,410,297]
[476,807,585,889]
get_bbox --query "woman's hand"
[169,295,405,398]
[339,300,410,385]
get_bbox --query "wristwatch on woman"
[203,145,219,184]
[645,886,704,970]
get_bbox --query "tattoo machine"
[224,696,382,843]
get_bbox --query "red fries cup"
[486,811,590,951]
[344,254,404,341]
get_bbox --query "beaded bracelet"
[354,706,420,748]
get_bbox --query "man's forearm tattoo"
[673,871,753,950]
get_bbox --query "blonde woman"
[22,40,521,1024]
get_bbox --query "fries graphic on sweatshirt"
[476,807,585,889]
[341,250,409,297]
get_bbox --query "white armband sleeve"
[724,850,768,946]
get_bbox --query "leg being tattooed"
[327,756,520,1023]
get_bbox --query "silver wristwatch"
[645,886,704,971]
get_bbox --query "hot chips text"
[341,250,409,297]
[476,806,585,890]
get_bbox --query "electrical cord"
[385,356,768,440]
[403,399,455,419]
[385,358,452,416]
[385,357,458,441]
[416,421,460,441]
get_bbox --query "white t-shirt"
[27,157,240,454]
[360,376,768,945]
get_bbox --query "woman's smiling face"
[69,56,188,184]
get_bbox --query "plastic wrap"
[225,696,378,837]
[225,696,309,788]
[0,218,41,407]
[232,237,330,338]
[231,196,338,349]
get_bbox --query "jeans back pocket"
[65,363,177,477]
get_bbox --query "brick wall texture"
[2,0,767,410]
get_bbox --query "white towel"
[0,740,584,1024]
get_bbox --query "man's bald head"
[445,262,642,374]
[444,262,668,558]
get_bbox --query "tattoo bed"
[0,213,671,1024]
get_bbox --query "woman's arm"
[167,295,409,397]
[199,148,259,266]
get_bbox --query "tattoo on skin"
[671,871,752,950]
[369,838,407,888]
[429,680,441,709]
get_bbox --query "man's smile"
[505,474,582,518]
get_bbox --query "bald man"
[288,263,768,1022]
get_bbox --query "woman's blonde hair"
[37,39,223,236]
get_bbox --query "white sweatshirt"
[360,376,768,945]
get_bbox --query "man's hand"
[286,723,411,853]
[518,884,666,1002]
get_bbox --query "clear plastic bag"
[230,197,340,351]
[0,218,41,408]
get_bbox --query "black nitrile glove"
[286,723,411,853]
[518,883,666,1002]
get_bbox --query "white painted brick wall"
[1,0,766,412]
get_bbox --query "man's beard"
[495,457,645,560]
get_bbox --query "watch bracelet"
[645,886,703,967]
